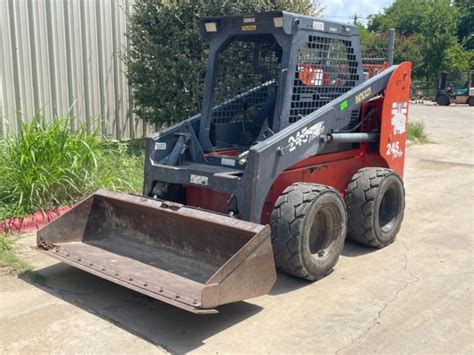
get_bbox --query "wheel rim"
[378,186,399,233]
[308,205,337,261]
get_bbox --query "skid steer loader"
[38,11,411,314]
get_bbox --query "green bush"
[126,0,321,126]
[0,115,143,219]
[407,121,428,143]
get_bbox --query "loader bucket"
[37,190,276,314]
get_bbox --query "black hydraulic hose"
[340,107,379,133]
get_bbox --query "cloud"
[318,0,393,25]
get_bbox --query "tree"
[357,24,423,78]
[368,0,427,36]
[453,0,474,50]
[367,0,472,86]
[126,0,322,126]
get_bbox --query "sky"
[318,0,394,25]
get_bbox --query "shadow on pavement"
[269,272,310,295]
[25,263,262,353]
[24,240,378,352]
[270,241,379,295]
[341,240,377,257]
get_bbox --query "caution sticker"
[242,25,256,31]
[190,174,208,186]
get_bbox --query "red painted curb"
[0,205,74,234]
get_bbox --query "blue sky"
[318,0,394,25]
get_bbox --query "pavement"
[1,103,473,354]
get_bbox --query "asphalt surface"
[1,103,473,354]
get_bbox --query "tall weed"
[0,114,143,219]
[407,121,428,143]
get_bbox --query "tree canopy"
[126,0,473,125]
[126,0,321,126]
[366,0,473,86]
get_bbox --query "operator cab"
[198,11,364,151]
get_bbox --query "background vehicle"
[436,70,474,106]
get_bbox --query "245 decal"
[386,142,403,158]
[288,122,325,152]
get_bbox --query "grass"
[0,115,145,282]
[0,114,144,221]
[0,233,45,284]
[407,121,429,143]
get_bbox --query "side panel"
[260,149,366,224]
[186,186,230,214]
[379,62,412,176]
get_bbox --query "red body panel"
[379,61,412,177]
[186,63,411,224]
[186,186,230,214]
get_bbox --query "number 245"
[386,142,401,156]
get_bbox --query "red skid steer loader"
[38,12,411,314]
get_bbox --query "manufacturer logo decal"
[355,87,371,104]
[391,102,408,135]
[288,122,325,152]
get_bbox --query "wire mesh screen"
[290,36,359,123]
[211,36,282,125]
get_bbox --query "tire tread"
[345,167,403,247]
[270,183,340,281]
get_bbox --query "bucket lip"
[38,246,219,314]
[91,189,267,233]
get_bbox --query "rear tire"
[345,168,405,248]
[270,183,347,281]
[436,94,450,106]
[468,96,474,106]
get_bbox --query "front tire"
[436,94,450,106]
[270,183,347,281]
[345,168,405,248]
[467,96,474,106]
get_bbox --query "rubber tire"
[270,183,347,281]
[345,168,405,248]
[468,96,474,106]
[436,94,450,106]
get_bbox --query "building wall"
[0,0,147,139]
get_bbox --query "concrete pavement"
[1,103,473,354]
